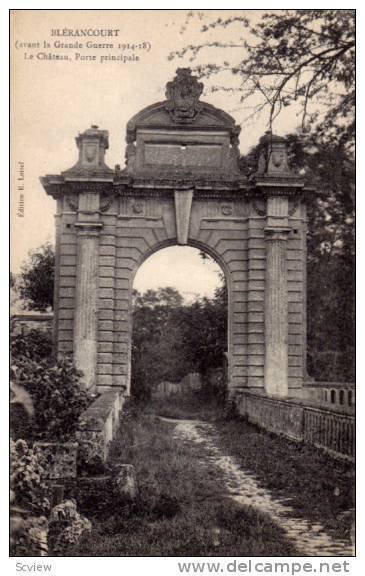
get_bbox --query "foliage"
[48,499,92,556]
[10,438,51,516]
[12,357,91,441]
[10,385,48,557]
[10,440,92,556]
[10,438,51,556]
[131,283,227,402]
[131,287,191,401]
[146,390,225,421]
[11,330,91,441]
[18,242,55,311]
[10,327,53,363]
[67,471,138,520]
[179,290,227,376]
[286,135,355,381]
[10,514,49,557]
[171,10,355,150]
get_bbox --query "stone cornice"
[41,172,312,201]
[40,175,114,199]
[264,226,291,241]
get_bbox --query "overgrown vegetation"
[71,406,297,556]
[144,395,354,542]
[131,284,227,401]
[287,135,355,382]
[169,9,355,383]
[10,420,91,556]
[10,329,91,442]
[18,241,55,311]
[9,326,93,556]
[213,417,355,541]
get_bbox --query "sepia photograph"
[9,7,356,565]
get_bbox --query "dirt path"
[162,417,354,557]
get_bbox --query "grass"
[144,394,222,421]
[146,393,355,542]
[70,404,297,556]
[70,393,354,555]
[213,417,355,541]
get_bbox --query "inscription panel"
[144,142,223,168]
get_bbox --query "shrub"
[10,514,49,557]
[48,499,91,556]
[11,357,91,441]
[11,330,92,442]
[10,438,51,556]
[10,438,51,516]
[10,329,53,363]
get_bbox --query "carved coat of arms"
[165,68,204,123]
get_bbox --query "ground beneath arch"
[166,417,354,557]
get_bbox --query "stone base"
[77,389,126,464]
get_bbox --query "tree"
[171,10,355,382]
[18,243,55,311]
[131,288,188,400]
[171,10,355,150]
[284,134,354,380]
[131,283,228,401]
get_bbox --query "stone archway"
[41,68,309,400]
[130,242,230,398]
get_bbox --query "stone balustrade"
[303,406,354,459]
[302,381,355,413]
[236,390,354,460]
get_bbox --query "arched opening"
[130,245,228,415]
[330,389,336,404]
[339,390,344,405]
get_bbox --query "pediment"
[126,101,240,144]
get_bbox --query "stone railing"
[302,381,355,414]
[237,391,303,441]
[236,390,354,460]
[303,406,354,459]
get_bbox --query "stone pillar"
[74,191,102,390]
[252,132,307,398]
[59,125,114,391]
[52,200,62,355]
[264,196,290,397]
[264,230,289,396]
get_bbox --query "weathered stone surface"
[77,390,125,462]
[40,69,313,404]
[236,390,355,459]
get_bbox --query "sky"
[10,9,303,297]
[134,246,222,300]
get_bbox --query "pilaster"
[252,133,305,398]
[73,191,103,391]
[264,220,290,397]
